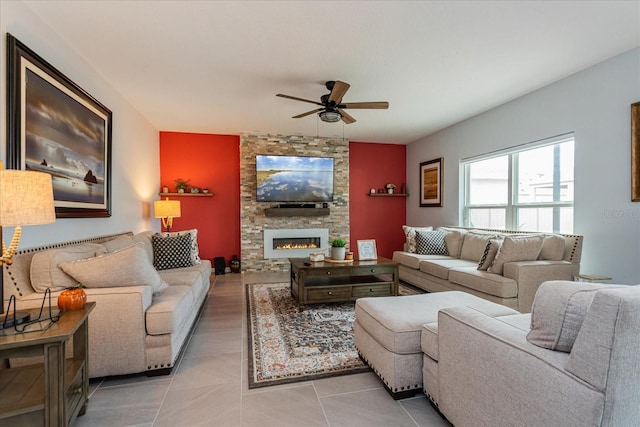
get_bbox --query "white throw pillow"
[58,243,168,294]
[526,281,625,352]
[459,231,497,262]
[402,225,433,253]
[539,234,565,261]
[103,234,135,253]
[30,243,107,292]
[440,228,467,258]
[488,235,544,275]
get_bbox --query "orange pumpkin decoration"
[58,286,87,311]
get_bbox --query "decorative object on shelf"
[57,285,87,311]
[229,255,241,273]
[175,178,190,194]
[0,164,56,329]
[370,188,376,194]
[378,188,385,193]
[357,239,378,260]
[632,102,639,201]
[420,157,444,207]
[190,187,200,194]
[203,188,210,194]
[330,237,347,261]
[345,251,354,261]
[162,186,169,193]
[386,183,396,194]
[153,197,181,232]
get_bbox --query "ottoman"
[354,291,519,399]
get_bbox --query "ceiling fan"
[276,80,389,124]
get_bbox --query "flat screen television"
[256,155,334,202]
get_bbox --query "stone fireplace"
[263,228,329,259]
[240,133,349,271]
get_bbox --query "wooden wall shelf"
[264,207,330,217]
[367,193,409,197]
[159,192,213,197]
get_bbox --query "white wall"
[407,48,640,284]
[0,1,161,248]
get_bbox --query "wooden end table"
[289,257,399,306]
[0,302,94,426]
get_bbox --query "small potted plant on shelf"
[330,237,347,261]
[386,183,396,194]
[175,178,190,193]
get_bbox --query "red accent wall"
[349,142,407,259]
[159,132,240,265]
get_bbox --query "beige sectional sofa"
[2,231,211,378]
[393,226,583,313]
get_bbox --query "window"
[462,134,574,233]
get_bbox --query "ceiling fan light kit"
[276,80,389,124]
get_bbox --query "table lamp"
[154,197,181,232]
[0,166,56,328]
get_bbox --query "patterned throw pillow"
[152,233,194,270]
[415,229,449,255]
[477,238,503,271]
[155,229,201,264]
[402,225,433,253]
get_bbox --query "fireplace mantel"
[264,207,330,217]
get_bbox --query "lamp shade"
[0,170,56,227]
[154,198,181,219]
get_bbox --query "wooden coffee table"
[289,257,399,306]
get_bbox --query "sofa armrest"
[503,261,579,313]
[437,306,603,427]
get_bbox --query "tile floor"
[75,272,451,427]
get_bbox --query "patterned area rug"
[246,281,423,388]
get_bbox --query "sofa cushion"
[421,322,439,361]
[488,234,544,275]
[449,267,518,298]
[103,234,135,253]
[440,228,467,258]
[539,234,565,261]
[402,225,433,253]
[477,238,503,271]
[415,229,448,255]
[526,281,624,352]
[392,251,450,270]
[59,243,169,294]
[152,233,194,270]
[30,243,107,292]
[133,231,155,263]
[146,285,194,335]
[419,259,478,280]
[460,231,498,262]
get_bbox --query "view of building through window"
[462,135,574,233]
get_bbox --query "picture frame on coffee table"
[357,239,378,260]
[420,157,443,207]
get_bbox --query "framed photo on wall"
[357,239,378,260]
[632,102,640,201]
[420,157,443,207]
[6,33,112,218]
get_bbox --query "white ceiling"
[24,1,640,144]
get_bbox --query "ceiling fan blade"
[338,109,356,124]
[328,81,350,104]
[292,108,324,118]
[276,94,323,106]
[341,101,389,109]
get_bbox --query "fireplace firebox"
[263,229,329,259]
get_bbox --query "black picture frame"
[6,33,112,218]
[419,157,443,207]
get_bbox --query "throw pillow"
[459,231,497,262]
[155,229,201,264]
[402,225,433,253]
[152,233,194,270]
[526,281,624,352]
[415,229,448,255]
[103,234,135,253]
[440,228,467,258]
[539,234,565,261]
[58,243,168,294]
[477,238,503,271]
[488,234,544,275]
[30,243,107,292]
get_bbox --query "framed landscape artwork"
[632,102,640,201]
[420,157,443,207]
[6,33,112,218]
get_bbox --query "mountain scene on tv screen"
[257,156,334,202]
